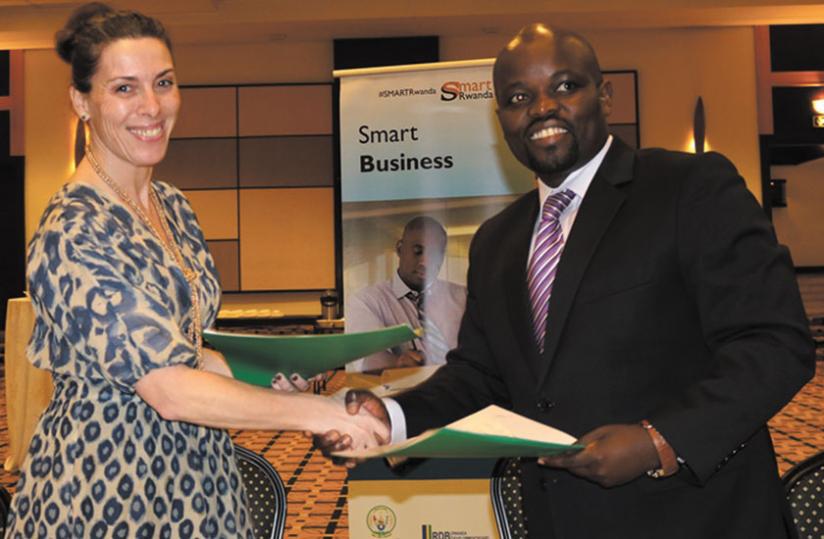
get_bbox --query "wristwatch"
[641,419,680,478]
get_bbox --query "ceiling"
[3,0,824,49]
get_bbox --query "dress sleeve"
[28,208,198,393]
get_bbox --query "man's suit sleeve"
[650,152,815,483]
[393,228,512,437]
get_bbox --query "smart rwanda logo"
[440,80,494,101]
[367,505,397,538]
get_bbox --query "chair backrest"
[490,458,528,539]
[0,485,11,538]
[783,450,824,539]
[234,444,287,539]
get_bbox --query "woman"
[6,3,387,537]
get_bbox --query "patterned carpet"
[1,273,823,537]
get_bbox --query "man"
[345,216,466,372]
[326,24,814,537]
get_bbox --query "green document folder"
[335,405,584,459]
[203,324,419,387]
[378,429,582,458]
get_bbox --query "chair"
[783,450,824,539]
[491,458,528,539]
[234,444,287,539]
[0,485,11,538]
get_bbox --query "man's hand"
[396,350,425,368]
[314,389,391,468]
[538,424,660,487]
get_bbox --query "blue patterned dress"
[6,181,254,538]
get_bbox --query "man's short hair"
[402,216,447,241]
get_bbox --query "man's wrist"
[640,419,679,478]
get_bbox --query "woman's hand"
[271,371,332,392]
[314,396,390,452]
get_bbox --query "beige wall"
[22,26,768,312]
[772,159,824,267]
[23,49,74,245]
[174,41,333,84]
[443,26,762,200]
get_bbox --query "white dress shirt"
[345,272,466,372]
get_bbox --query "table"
[3,297,52,472]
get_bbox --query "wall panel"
[239,136,333,187]
[239,188,335,291]
[175,87,237,138]
[157,138,237,189]
[162,82,336,294]
[238,85,332,136]
[207,240,240,292]
[185,189,238,240]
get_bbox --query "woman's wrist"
[288,393,340,434]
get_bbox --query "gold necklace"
[86,147,203,368]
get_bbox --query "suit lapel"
[503,192,544,374]
[537,139,636,385]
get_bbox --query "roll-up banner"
[338,59,533,203]
[336,60,532,376]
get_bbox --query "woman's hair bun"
[55,2,172,93]
[54,2,115,63]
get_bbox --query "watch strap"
[641,419,679,478]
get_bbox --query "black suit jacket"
[394,139,815,538]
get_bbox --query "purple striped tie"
[527,189,575,352]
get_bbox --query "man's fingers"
[576,426,610,446]
[344,389,388,422]
[539,446,592,468]
[315,429,342,447]
[398,352,425,367]
[374,429,390,446]
[344,390,366,414]
[335,434,353,452]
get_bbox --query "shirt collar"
[537,135,613,207]
[392,271,416,300]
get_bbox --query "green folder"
[203,324,419,387]
[376,429,584,458]
[334,405,584,459]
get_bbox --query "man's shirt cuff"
[382,397,407,443]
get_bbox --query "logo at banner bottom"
[367,505,397,538]
[422,524,492,539]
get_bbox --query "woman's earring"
[80,114,89,122]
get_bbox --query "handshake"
[313,390,391,466]
[302,389,675,487]
[269,371,391,463]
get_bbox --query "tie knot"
[542,189,575,220]
[406,291,423,307]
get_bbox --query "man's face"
[494,36,612,187]
[396,227,447,292]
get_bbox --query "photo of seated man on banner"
[345,215,467,373]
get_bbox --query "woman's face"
[74,37,180,169]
